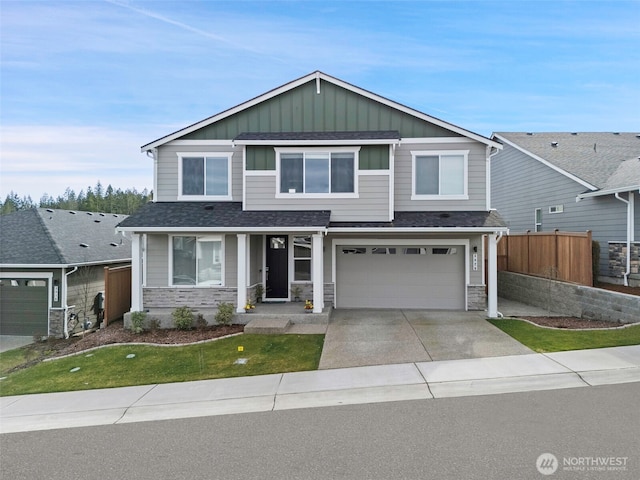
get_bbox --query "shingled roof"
[494,132,640,190]
[329,210,506,229]
[0,209,131,266]
[117,202,332,230]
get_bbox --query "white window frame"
[411,150,469,200]
[177,152,233,200]
[549,205,564,214]
[534,208,542,232]
[275,147,359,199]
[169,235,225,287]
[291,235,313,282]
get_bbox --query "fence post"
[103,266,110,327]
[554,229,559,279]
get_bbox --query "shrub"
[215,302,235,325]
[195,313,208,330]
[130,311,147,334]
[147,317,161,331]
[172,306,194,330]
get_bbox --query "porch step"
[244,318,292,334]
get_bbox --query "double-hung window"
[277,148,358,197]
[178,153,232,199]
[171,236,224,286]
[293,236,312,281]
[412,150,468,199]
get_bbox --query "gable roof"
[0,209,132,266]
[142,71,500,151]
[493,132,640,192]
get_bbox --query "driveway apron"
[319,309,533,369]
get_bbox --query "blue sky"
[1,0,639,201]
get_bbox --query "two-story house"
[118,71,507,319]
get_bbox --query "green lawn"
[489,319,640,353]
[0,334,324,397]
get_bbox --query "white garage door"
[336,245,465,309]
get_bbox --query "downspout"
[63,266,78,338]
[614,192,633,286]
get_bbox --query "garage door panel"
[337,245,465,309]
[0,281,48,335]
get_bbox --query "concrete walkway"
[2,345,639,434]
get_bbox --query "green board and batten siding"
[246,144,390,171]
[183,80,460,170]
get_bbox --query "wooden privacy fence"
[494,230,593,286]
[103,265,131,326]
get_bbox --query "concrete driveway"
[319,309,533,370]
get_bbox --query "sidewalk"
[1,345,639,434]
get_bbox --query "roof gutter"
[577,185,640,200]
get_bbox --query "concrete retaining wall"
[498,271,640,323]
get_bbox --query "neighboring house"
[0,208,132,337]
[118,71,507,318]
[491,132,640,285]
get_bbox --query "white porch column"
[236,234,247,313]
[312,233,324,313]
[487,233,498,318]
[131,233,143,311]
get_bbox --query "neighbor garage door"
[336,245,465,309]
[0,278,49,335]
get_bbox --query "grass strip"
[488,319,640,353]
[0,334,324,396]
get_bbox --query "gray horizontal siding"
[244,174,390,222]
[491,143,640,276]
[394,142,487,211]
[155,144,242,202]
[146,234,168,287]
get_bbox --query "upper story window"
[276,148,358,198]
[411,150,468,200]
[178,153,232,200]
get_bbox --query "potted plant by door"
[244,302,256,313]
[254,284,264,303]
[304,299,313,313]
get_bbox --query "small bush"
[215,302,235,325]
[195,313,208,330]
[147,317,161,331]
[130,311,147,334]
[172,306,194,330]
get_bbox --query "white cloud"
[0,125,154,200]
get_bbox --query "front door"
[265,235,288,299]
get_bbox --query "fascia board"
[234,138,400,146]
[577,185,640,199]
[327,226,508,234]
[141,73,319,152]
[117,226,328,233]
[0,259,130,269]
[493,134,598,191]
[142,71,500,152]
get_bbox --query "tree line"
[0,182,152,215]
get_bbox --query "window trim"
[534,208,542,232]
[291,235,312,282]
[169,234,225,287]
[177,152,233,200]
[411,150,469,200]
[275,147,360,199]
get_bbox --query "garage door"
[336,245,465,309]
[0,278,49,335]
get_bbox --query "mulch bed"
[22,322,245,364]
[516,316,628,329]
[595,282,640,297]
